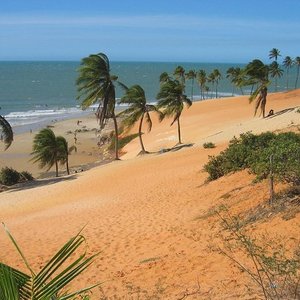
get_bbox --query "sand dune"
[0,90,300,298]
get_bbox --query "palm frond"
[0,115,13,150]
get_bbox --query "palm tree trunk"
[112,112,119,160]
[55,160,58,177]
[177,117,182,144]
[66,156,70,175]
[138,114,146,153]
[215,83,218,98]
[286,69,289,90]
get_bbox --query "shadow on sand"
[267,106,299,119]
[6,175,78,193]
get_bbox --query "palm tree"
[269,61,283,92]
[243,59,270,118]
[56,136,76,175]
[31,128,70,177]
[0,115,13,150]
[197,70,207,99]
[159,72,171,84]
[157,79,192,144]
[185,69,196,100]
[294,56,300,89]
[269,48,281,62]
[283,56,293,90]
[173,66,185,86]
[207,72,216,98]
[76,53,126,160]
[118,85,162,154]
[213,69,222,98]
[0,223,98,299]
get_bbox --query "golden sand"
[0,90,299,298]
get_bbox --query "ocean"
[0,61,298,133]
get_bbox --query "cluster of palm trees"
[77,53,192,159]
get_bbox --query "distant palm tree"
[283,56,293,90]
[226,67,245,95]
[185,69,196,100]
[243,59,270,118]
[269,61,283,92]
[269,48,281,62]
[118,85,162,154]
[157,79,192,144]
[76,53,127,160]
[159,72,171,84]
[0,115,13,150]
[173,66,185,86]
[294,56,300,89]
[207,72,216,98]
[0,223,98,300]
[31,128,71,177]
[197,69,207,99]
[213,69,222,98]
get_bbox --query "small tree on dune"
[56,136,77,175]
[118,85,163,154]
[0,115,13,150]
[76,53,127,160]
[157,79,192,144]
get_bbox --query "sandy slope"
[0,91,300,298]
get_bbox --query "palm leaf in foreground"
[0,115,13,150]
[0,223,99,300]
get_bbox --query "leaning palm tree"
[269,48,281,62]
[283,56,293,90]
[31,128,69,177]
[269,61,283,92]
[76,53,126,160]
[185,69,196,100]
[294,56,300,89]
[0,115,13,150]
[0,223,98,300]
[243,59,270,118]
[118,85,162,154]
[56,136,76,175]
[157,79,192,144]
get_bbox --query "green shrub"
[203,142,216,149]
[203,131,300,183]
[20,171,34,182]
[0,167,20,186]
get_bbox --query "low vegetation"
[0,167,33,186]
[203,142,216,149]
[204,131,300,183]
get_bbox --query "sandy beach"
[0,91,300,298]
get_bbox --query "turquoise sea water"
[0,61,298,132]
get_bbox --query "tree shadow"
[267,106,299,119]
[156,143,194,154]
[6,175,78,193]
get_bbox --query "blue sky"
[0,0,299,62]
